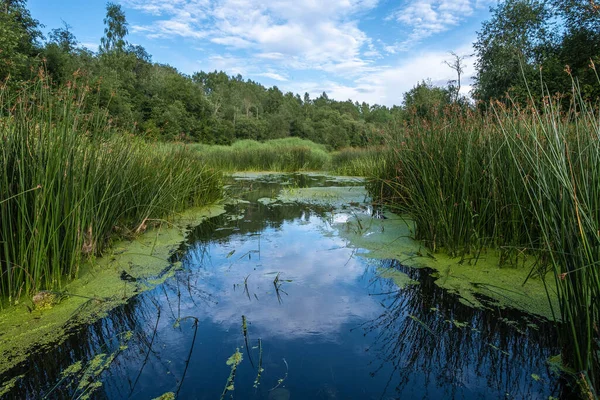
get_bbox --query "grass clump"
[0,74,222,302]
[192,137,330,172]
[375,82,600,395]
[192,137,390,176]
[330,146,391,177]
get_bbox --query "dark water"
[1,174,561,399]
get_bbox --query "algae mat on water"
[332,211,559,320]
[246,175,558,320]
[0,205,225,376]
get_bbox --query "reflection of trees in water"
[363,260,560,399]
[1,295,166,399]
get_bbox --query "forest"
[1,0,597,148]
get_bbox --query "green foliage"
[193,138,331,172]
[0,0,42,81]
[403,80,451,119]
[0,76,222,301]
[474,0,600,103]
[374,87,600,396]
[100,2,128,54]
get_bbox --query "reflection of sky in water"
[183,213,381,341]
[3,175,561,400]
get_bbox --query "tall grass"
[192,138,330,172]
[498,85,600,395]
[330,146,391,177]
[0,75,222,302]
[376,86,600,395]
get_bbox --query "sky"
[28,0,499,107]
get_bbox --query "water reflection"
[0,174,560,399]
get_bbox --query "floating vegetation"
[220,349,243,400]
[152,393,175,400]
[42,331,134,399]
[0,374,24,397]
[254,338,264,389]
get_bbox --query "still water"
[1,174,559,399]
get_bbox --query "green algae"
[257,197,279,206]
[278,186,368,207]
[0,204,226,376]
[152,393,175,400]
[0,374,24,397]
[334,210,560,320]
[377,267,419,289]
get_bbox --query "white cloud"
[284,43,476,106]
[124,0,378,72]
[175,212,383,340]
[257,72,289,81]
[385,0,493,53]
[80,42,99,51]
[120,0,488,106]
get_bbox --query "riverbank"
[0,78,223,302]
[0,204,226,376]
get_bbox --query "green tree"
[48,21,77,52]
[0,0,42,80]
[473,0,554,103]
[100,2,128,54]
[403,80,451,119]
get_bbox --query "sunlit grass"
[0,75,222,302]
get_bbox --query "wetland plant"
[374,81,600,396]
[220,348,243,400]
[0,75,222,301]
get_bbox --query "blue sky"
[28,0,498,106]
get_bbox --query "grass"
[375,82,600,395]
[192,137,388,176]
[192,138,330,172]
[0,74,222,302]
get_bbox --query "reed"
[330,146,391,177]
[375,85,600,394]
[192,138,330,172]
[497,84,600,395]
[0,74,222,302]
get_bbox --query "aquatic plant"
[0,74,222,301]
[192,138,330,172]
[253,338,264,388]
[269,358,289,392]
[220,348,243,400]
[375,80,600,395]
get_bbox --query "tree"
[48,21,77,52]
[0,0,42,80]
[473,0,555,103]
[443,51,467,103]
[100,2,128,53]
[403,80,451,119]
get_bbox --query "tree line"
[0,0,598,148]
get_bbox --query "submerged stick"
[176,316,199,398]
[242,315,255,368]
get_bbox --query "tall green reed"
[192,138,331,172]
[497,83,599,395]
[376,87,600,395]
[0,73,222,302]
